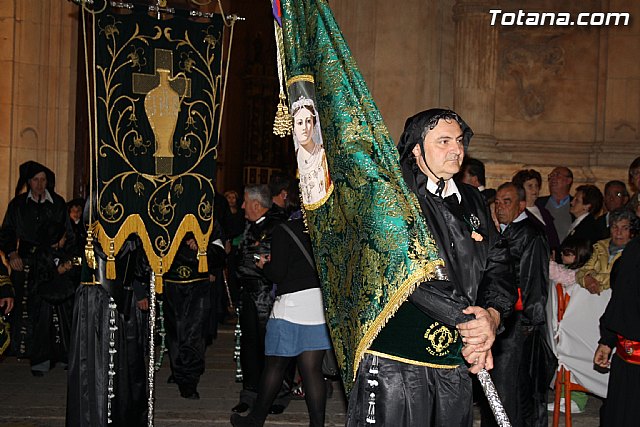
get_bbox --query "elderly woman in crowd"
[576,208,638,295]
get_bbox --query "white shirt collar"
[426,178,461,203]
[569,212,589,232]
[499,210,528,232]
[27,189,53,204]
[477,185,486,192]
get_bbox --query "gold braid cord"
[273,21,291,137]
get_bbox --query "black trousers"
[601,354,640,427]
[481,313,548,427]
[10,268,73,367]
[347,353,472,427]
[238,291,291,407]
[163,279,211,388]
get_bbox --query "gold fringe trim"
[0,276,11,287]
[366,350,460,369]
[93,213,213,294]
[352,257,444,381]
[303,182,334,211]
[287,74,315,86]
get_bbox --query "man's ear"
[519,200,527,213]
[412,143,422,158]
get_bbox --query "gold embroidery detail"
[424,322,458,356]
[176,266,192,279]
[287,74,314,85]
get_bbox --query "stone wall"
[0,0,78,219]
[332,0,640,194]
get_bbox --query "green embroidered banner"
[93,7,223,289]
[279,0,443,392]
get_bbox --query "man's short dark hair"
[497,182,525,203]
[575,184,603,216]
[462,158,486,186]
[604,180,628,196]
[268,172,291,198]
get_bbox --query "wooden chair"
[552,283,591,427]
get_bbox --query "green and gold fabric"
[91,6,223,291]
[277,0,444,393]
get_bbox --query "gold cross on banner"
[133,49,191,175]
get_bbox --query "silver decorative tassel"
[365,355,379,424]
[477,368,511,427]
[234,305,243,382]
[107,297,118,424]
[147,273,157,427]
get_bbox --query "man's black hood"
[15,160,56,197]
[396,108,473,194]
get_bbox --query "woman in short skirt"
[231,215,331,427]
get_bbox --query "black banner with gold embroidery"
[93,7,223,289]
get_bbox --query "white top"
[27,189,53,203]
[526,205,545,225]
[270,287,326,325]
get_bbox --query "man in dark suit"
[595,180,629,238]
[458,157,496,204]
[536,166,574,242]
[482,182,549,427]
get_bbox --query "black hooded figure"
[66,230,151,427]
[0,160,74,375]
[346,109,515,427]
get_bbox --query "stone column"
[453,0,498,147]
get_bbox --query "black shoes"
[31,370,44,377]
[230,413,260,427]
[178,384,199,400]
[268,404,285,415]
[231,402,250,413]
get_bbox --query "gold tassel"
[273,93,292,137]
[198,248,208,273]
[106,257,116,279]
[106,240,116,279]
[272,20,291,137]
[155,275,163,294]
[84,229,97,270]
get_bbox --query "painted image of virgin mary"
[291,96,331,206]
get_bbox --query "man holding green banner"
[276,1,515,425]
[345,109,514,426]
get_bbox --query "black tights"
[250,350,326,427]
